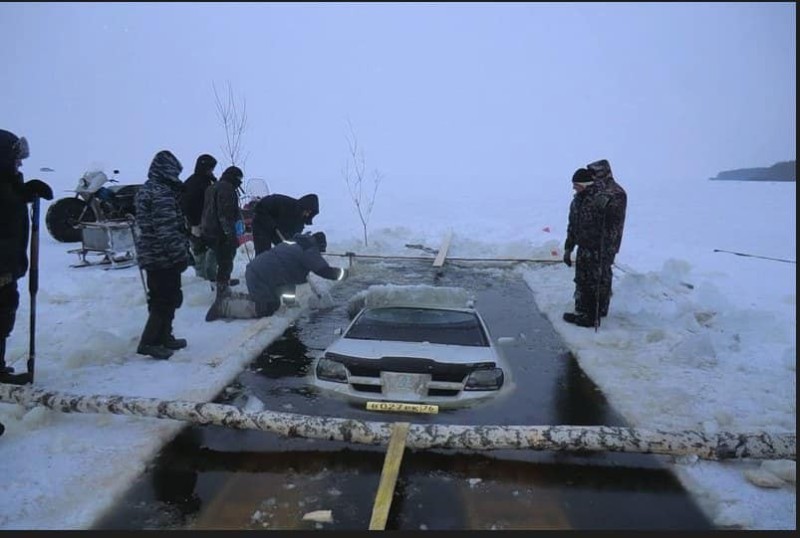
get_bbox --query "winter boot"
[137,313,174,360]
[0,339,31,385]
[1,338,12,375]
[161,313,187,350]
[0,370,31,385]
[229,278,240,287]
[206,281,232,322]
[563,312,596,328]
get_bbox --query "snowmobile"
[45,169,142,243]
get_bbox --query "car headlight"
[464,368,504,391]
[316,357,348,383]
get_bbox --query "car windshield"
[345,307,490,347]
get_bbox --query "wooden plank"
[432,230,453,267]
[1,385,794,460]
[369,422,411,530]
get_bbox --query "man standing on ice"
[0,129,53,384]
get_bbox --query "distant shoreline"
[709,160,795,182]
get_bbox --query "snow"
[0,171,795,530]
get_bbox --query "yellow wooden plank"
[432,230,453,267]
[368,422,411,530]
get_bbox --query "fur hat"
[0,129,28,176]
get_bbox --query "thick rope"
[0,385,794,461]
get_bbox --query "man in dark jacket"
[586,158,627,319]
[200,166,244,304]
[205,231,347,321]
[251,193,319,255]
[133,150,191,360]
[0,130,53,384]
[180,153,217,280]
[562,167,622,328]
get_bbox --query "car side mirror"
[334,327,343,336]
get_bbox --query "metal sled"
[68,218,137,269]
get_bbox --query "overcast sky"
[1,2,795,196]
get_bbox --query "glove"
[563,250,572,267]
[189,235,208,255]
[23,179,54,201]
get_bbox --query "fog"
[1,2,795,196]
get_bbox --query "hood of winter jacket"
[147,150,183,189]
[298,194,319,225]
[194,154,217,176]
[587,159,613,183]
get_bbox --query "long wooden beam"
[0,385,794,461]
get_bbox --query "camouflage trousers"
[573,247,614,318]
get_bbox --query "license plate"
[381,372,430,394]
[366,401,439,414]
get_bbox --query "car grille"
[332,355,496,397]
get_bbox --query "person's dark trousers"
[212,237,237,285]
[255,294,281,318]
[138,267,184,359]
[573,247,608,322]
[252,216,274,256]
[1,280,19,374]
[1,280,31,384]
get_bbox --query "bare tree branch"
[342,120,383,247]
[213,81,249,170]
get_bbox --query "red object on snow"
[542,227,551,233]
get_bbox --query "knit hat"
[572,168,593,185]
[311,231,327,252]
[221,165,244,186]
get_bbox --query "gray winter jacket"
[133,151,191,271]
[245,233,343,310]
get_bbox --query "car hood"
[325,337,500,366]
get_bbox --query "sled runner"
[68,218,137,269]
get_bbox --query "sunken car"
[313,285,513,409]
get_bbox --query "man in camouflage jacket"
[133,150,191,359]
[562,161,626,327]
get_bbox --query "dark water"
[94,258,712,530]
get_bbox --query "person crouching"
[205,231,347,321]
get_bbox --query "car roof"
[346,284,476,315]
